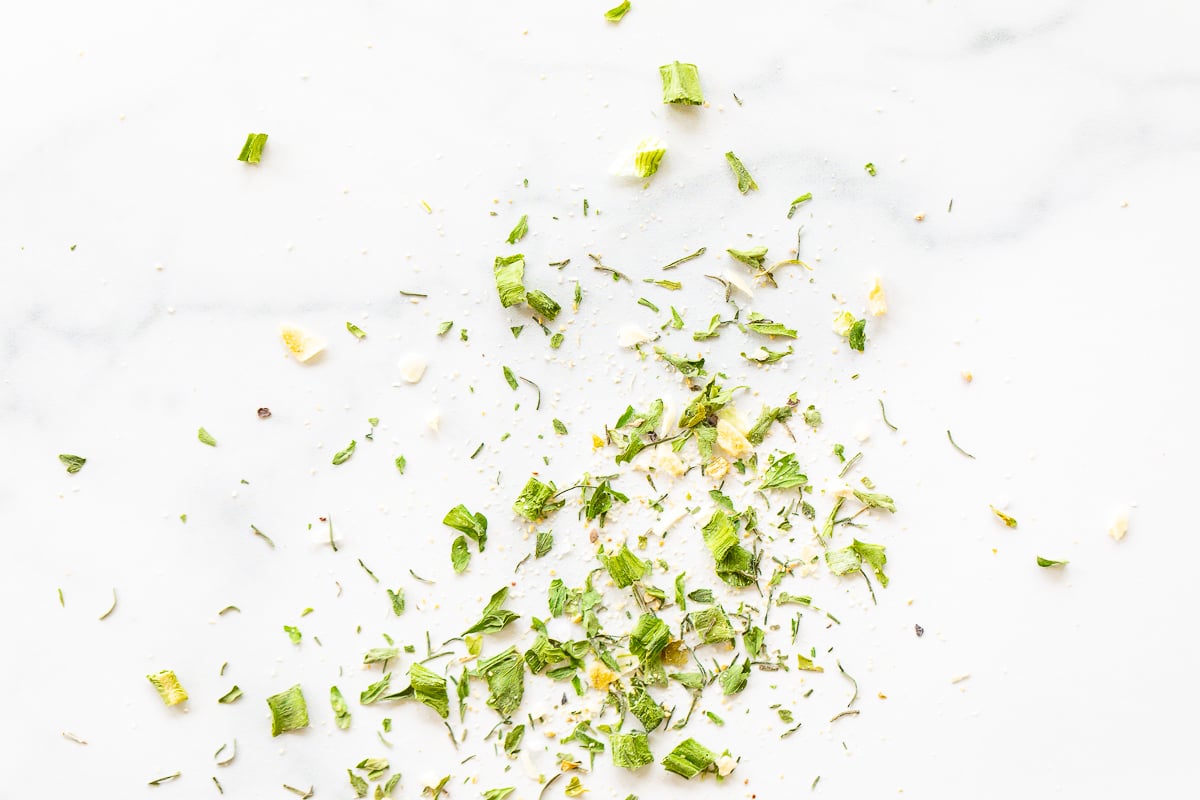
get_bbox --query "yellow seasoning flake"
[279,324,326,362]
[867,276,888,317]
[147,670,188,706]
[588,662,618,692]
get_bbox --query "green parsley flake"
[147,670,188,706]
[604,0,631,22]
[197,427,217,447]
[266,684,309,736]
[701,510,757,587]
[661,738,718,779]
[603,544,649,588]
[825,539,890,587]
[725,151,758,193]
[552,418,568,435]
[332,440,356,465]
[502,366,519,390]
[629,613,671,665]
[443,504,488,550]
[237,133,268,163]
[478,646,525,717]
[513,476,563,521]
[493,254,527,307]
[855,490,896,513]
[393,662,450,718]
[759,453,808,490]
[1036,556,1068,568]
[345,321,367,339]
[611,732,654,770]
[535,531,554,558]
[660,61,704,105]
[436,320,453,336]
[394,455,407,474]
[58,453,86,473]
[746,311,796,338]
[864,162,877,176]
[283,625,302,644]
[451,535,470,573]
[463,587,520,636]
[387,587,405,616]
[506,214,529,245]
[848,318,867,351]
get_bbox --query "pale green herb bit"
[727,246,768,268]
[506,214,529,245]
[332,440,356,465]
[688,605,736,644]
[720,659,750,695]
[502,366,519,390]
[661,738,718,779]
[148,670,188,706]
[725,151,758,193]
[237,133,268,163]
[346,321,367,339]
[864,162,877,176]
[535,531,553,558]
[553,419,568,435]
[1036,556,1068,568]
[451,536,470,573]
[604,0,631,22]
[825,539,889,587]
[58,454,86,473]
[803,405,822,427]
[463,587,520,635]
[356,757,389,781]
[493,254,527,307]
[266,684,309,736]
[611,732,654,770]
[654,346,706,377]
[348,771,368,798]
[990,505,1018,528]
[436,320,453,336]
[550,332,564,349]
[565,777,586,797]
[363,647,399,665]
[746,311,796,338]
[742,345,793,364]
[796,653,824,672]
[693,314,724,341]
[629,613,671,665]
[482,790,516,800]
[394,455,407,474]
[330,686,351,729]
[787,192,813,218]
[218,685,242,704]
[855,490,896,513]
[660,61,704,105]
[197,427,217,447]
[701,510,757,587]
[284,625,302,644]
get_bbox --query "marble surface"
[3,1,1198,796]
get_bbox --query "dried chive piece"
[660,61,704,105]
[237,133,268,163]
[58,453,86,473]
[864,162,877,176]
[346,321,367,339]
[724,151,758,193]
[147,670,188,706]
[266,684,309,736]
[197,427,217,447]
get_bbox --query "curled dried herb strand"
[878,399,898,431]
[98,588,117,620]
[662,247,707,271]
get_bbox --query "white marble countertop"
[4,1,1197,797]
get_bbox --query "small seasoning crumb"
[257,407,272,419]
